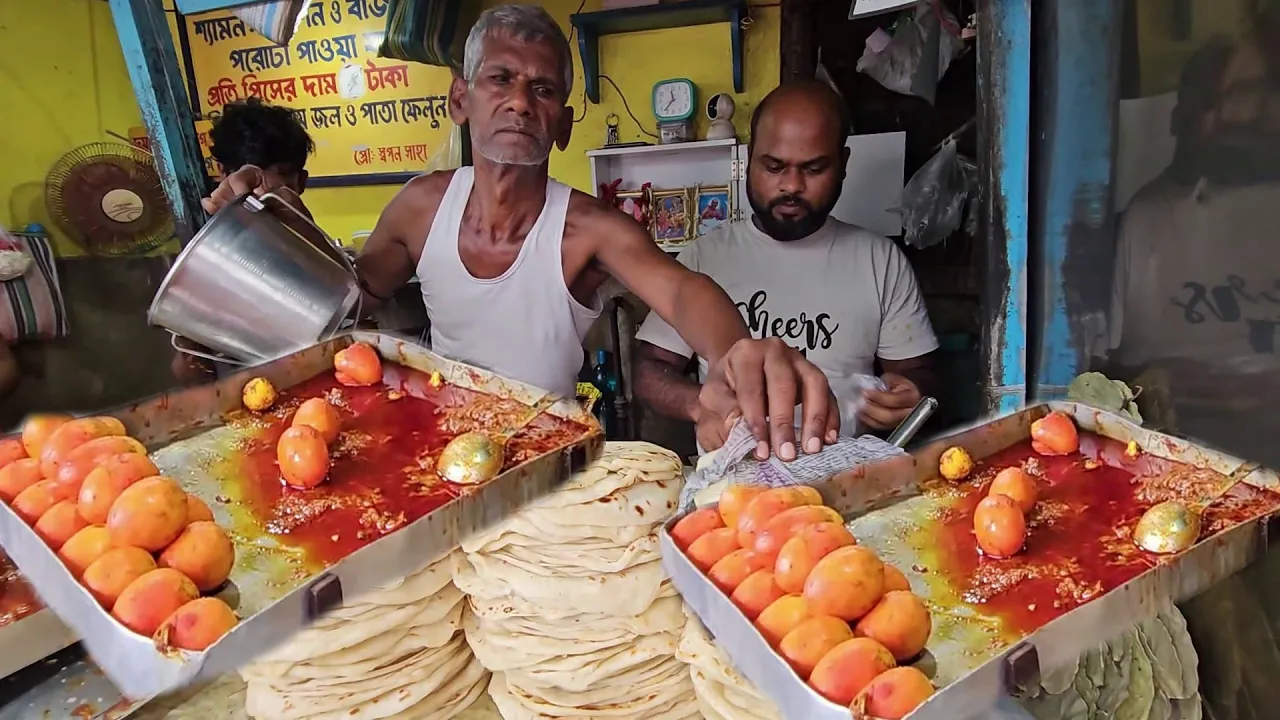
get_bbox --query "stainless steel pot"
[148,190,360,365]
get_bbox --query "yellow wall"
[311,0,780,245]
[0,0,779,250]
[0,0,145,257]
[1134,0,1254,95]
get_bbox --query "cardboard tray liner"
[0,331,602,701]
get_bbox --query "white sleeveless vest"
[417,168,602,398]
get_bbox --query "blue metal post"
[1029,1,1122,399]
[175,0,261,13]
[976,0,1031,415]
[108,0,208,242]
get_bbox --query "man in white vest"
[202,5,834,460]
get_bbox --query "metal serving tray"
[0,331,602,702]
[0,607,78,681]
[662,402,1280,720]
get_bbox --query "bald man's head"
[746,81,850,242]
[750,81,850,152]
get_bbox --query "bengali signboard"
[129,121,219,180]
[181,0,455,180]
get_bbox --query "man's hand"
[700,338,838,461]
[694,404,738,453]
[201,165,281,215]
[859,373,921,430]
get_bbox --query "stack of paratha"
[241,551,488,720]
[676,605,782,720]
[452,442,700,720]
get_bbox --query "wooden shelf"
[586,137,737,158]
[571,0,748,104]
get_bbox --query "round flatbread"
[254,586,464,664]
[490,534,659,576]
[453,552,668,618]
[676,607,777,712]
[332,554,456,611]
[245,634,473,719]
[464,518,656,553]
[510,478,680,529]
[689,667,782,720]
[497,631,681,692]
[463,580,678,623]
[488,671,700,720]
[380,657,490,720]
[506,657,690,709]
[472,595,685,643]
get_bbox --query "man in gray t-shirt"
[633,81,939,452]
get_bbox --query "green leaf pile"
[1068,372,1144,425]
[1021,609,1201,719]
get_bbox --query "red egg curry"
[930,432,1280,635]
[222,363,591,567]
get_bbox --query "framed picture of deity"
[613,189,652,231]
[651,188,692,246]
[694,185,731,238]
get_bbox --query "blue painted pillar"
[108,0,208,242]
[1028,1,1122,400]
[976,0,1030,415]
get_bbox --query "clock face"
[654,80,694,122]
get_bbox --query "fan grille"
[45,142,175,256]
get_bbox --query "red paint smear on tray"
[931,433,1280,636]
[225,363,589,567]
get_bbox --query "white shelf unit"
[586,138,748,230]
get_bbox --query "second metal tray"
[0,331,602,701]
[664,402,1280,720]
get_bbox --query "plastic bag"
[900,139,970,248]
[855,0,964,105]
[680,417,905,512]
[832,373,888,432]
[230,0,308,46]
[424,123,463,173]
[0,229,32,282]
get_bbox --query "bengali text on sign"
[181,0,455,178]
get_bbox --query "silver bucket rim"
[149,189,361,364]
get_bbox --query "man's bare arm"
[881,351,938,399]
[588,209,747,367]
[353,174,443,310]
[633,341,701,422]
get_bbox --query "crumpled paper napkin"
[679,418,906,512]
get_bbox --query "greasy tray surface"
[165,361,593,611]
[903,434,1278,639]
[0,332,602,700]
[0,554,40,628]
[0,554,77,681]
[832,404,1280,718]
[673,403,1280,720]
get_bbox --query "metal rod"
[887,396,939,448]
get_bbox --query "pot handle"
[253,188,364,335]
[252,189,358,277]
[171,332,245,366]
